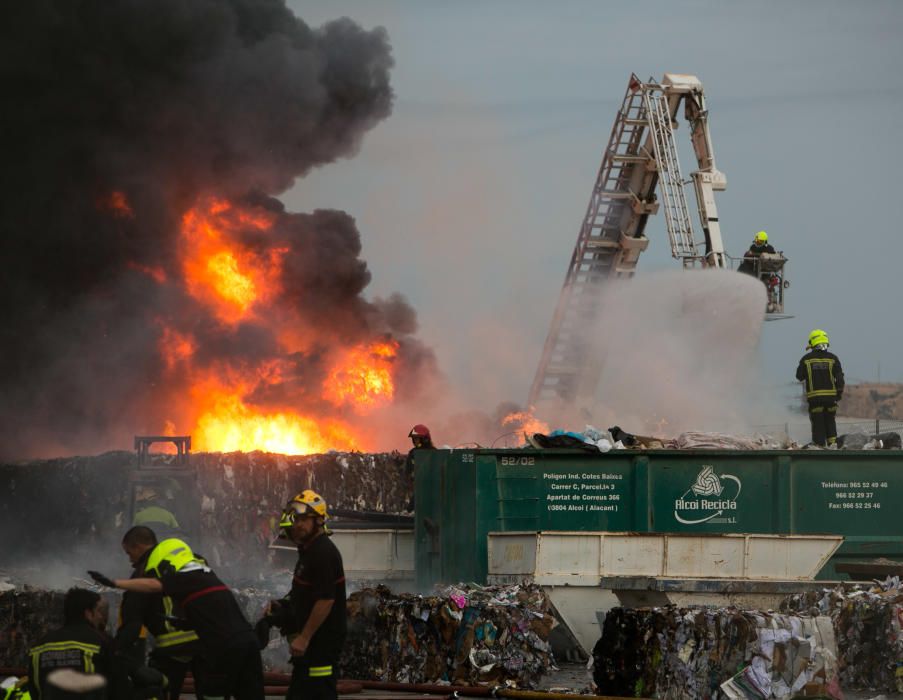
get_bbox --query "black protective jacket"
[27,622,129,699]
[796,348,845,406]
[115,549,200,664]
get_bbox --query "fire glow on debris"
[193,386,360,454]
[502,410,550,439]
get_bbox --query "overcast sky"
[284,0,903,409]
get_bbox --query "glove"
[87,570,116,588]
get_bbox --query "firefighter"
[408,424,434,450]
[117,526,199,700]
[269,490,346,700]
[26,588,129,699]
[796,329,845,446]
[737,230,776,276]
[404,424,435,510]
[132,485,181,539]
[89,539,264,700]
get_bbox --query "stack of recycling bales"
[339,584,557,687]
[781,578,903,693]
[592,606,838,699]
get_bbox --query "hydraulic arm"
[528,73,730,409]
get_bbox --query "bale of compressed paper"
[339,584,557,688]
[782,579,903,692]
[592,606,839,699]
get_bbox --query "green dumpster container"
[413,448,903,588]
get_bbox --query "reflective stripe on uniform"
[30,641,100,689]
[309,665,333,678]
[804,358,838,399]
[155,629,199,647]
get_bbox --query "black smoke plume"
[0,0,437,458]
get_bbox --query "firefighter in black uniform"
[89,538,264,700]
[269,490,346,700]
[738,230,776,276]
[117,526,200,700]
[796,329,845,446]
[26,587,129,699]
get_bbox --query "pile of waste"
[592,606,839,699]
[0,450,409,582]
[528,427,788,452]
[528,426,902,452]
[781,577,903,692]
[339,583,557,687]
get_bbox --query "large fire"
[324,340,399,413]
[180,198,286,324]
[154,197,401,455]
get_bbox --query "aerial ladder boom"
[527,73,731,410]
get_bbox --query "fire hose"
[2,668,642,700]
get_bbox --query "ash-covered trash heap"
[339,584,558,688]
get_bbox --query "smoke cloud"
[0,1,444,458]
[538,269,777,437]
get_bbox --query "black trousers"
[286,658,338,700]
[148,650,192,700]
[195,638,264,700]
[808,403,838,446]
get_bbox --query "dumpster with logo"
[413,448,903,653]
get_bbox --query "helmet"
[279,489,328,528]
[145,538,199,577]
[755,231,768,243]
[408,424,431,440]
[808,329,830,348]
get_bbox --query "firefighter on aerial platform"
[737,230,776,276]
[265,490,347,700]
[796,329,845,447]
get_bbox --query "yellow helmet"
[755,230,768,243]
[145,538,199,577]
[808,329,829,348]
[279,489,328,528]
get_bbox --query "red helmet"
[409,424,431,440]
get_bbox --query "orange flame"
[189,378,360,454]
[502,410,550,439]
[324,340,399,414]
[159,197,403,455]
[180,198,286,323]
